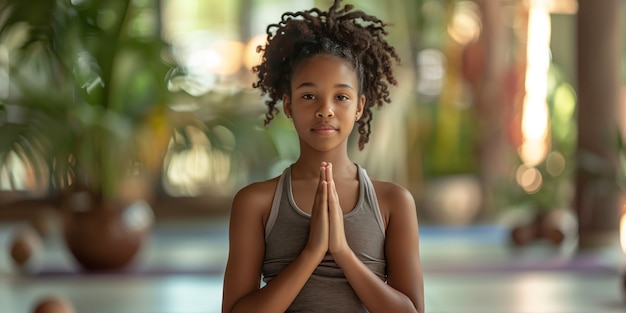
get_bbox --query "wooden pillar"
[575,0,623,249]
[472,0,510,213]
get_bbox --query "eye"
[302,94,316,100]
[336,95,350,101]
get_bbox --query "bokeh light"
[516,164,543,194]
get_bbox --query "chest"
[290,178,360,214]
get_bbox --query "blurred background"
[0,0,625,312]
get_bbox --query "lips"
[312,124,338,134]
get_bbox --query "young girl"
[221,1,424,312]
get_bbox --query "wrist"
[302,245,327,263]
[330,246,355,265]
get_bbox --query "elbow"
[402,295,422,313]
[413,300,424,313]
[221,299,239,313]
[410,297,423,313]
[388,295,420,313]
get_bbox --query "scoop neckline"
[285,164,365,218]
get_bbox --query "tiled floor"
[1,215,625,313]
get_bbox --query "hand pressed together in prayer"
[305,162,351,260]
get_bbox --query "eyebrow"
[295,82,355,90]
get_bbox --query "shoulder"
[231,175,281,223]
[234,176,280,204]
[370,179,417,225]
[371,179,415,208]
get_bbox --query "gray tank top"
[263,164,386,312]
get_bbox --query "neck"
[291,153,356,180]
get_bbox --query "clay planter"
[510,222,539,246]
[540,208,578,245]
[510,208,578,246]
[62,192,154,271]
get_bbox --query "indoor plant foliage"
[0,0,172,270]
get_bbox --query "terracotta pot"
[62,192,154,271]
[510,223,538,246]
[509,209,579,246]
[540,208,578,245]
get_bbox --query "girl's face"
[283,54,365,153]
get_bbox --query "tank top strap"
[356,164,386,235]
[265,167,289,240]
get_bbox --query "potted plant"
[0,0,173,270]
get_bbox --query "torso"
[259,171,391,229]
[261,164,388,312]
[290,177,360,215]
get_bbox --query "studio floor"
[1,215,625,313]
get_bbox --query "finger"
[317,166,328,210]
[326,162,333,183]
[326,165,339,214]
[313,165,327,210]
[321,181,328,207]
[320,163,327,183]
[325,163,333,199]
[326,163,339,201]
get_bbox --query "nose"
[316,102,334,118]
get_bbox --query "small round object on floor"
[9,227,43,269]
[32,296,75,313]
[510,224,537,246]
[32,208,60,237]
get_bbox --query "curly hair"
[252,0,400,150]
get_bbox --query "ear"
[282,94,292,118]
[356,95,366,120]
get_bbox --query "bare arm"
[378,183,424,312]
[328,166,424,313]
[222,167,330,313]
